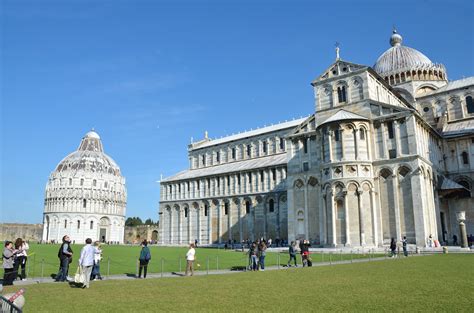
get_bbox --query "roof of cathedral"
[54,130,122,176]
[318,109,368,126]
[374,30,439,76]
[161,153,287,182]
[190,118,307,150]
[423,77,474,96]
[442,119,474,137]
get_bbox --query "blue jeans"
[56,257,70,281]
[251,255,258,271]
[259,255,265,270]
[91,262,101,279]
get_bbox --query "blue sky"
[1,0,473,223]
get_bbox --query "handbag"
[74,266,85,284]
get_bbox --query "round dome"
[374,30,433,75]
[85,130,100,139]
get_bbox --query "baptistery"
[42,130,127,244]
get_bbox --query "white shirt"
[186,248,195,261]
[79,244,95,267]
[94,247,102,263]
[17,243,29,257]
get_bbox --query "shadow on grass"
[171,272,185,277]
[125,273,136,278]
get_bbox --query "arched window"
[457,180,471,198]
[245,201,250,214]
[337,86,347,103]
[462,151,469,165]
[280,138,285,150]
[64,219,67,229]
[224,202,229,215]
[93,179,97,187]
[184,207,188,218]
[466,96,474,114]
[303,139,308,153]
[83,199,87,208]
[359,128,365,140]
[232,147,236,159]
[90,221,94,229]
[80,178,84,186]
[77,220,80,229]
[104,182,108,189]
[262,141,267,154]
[216,151,220,163]
[334,129,340,142]
[69,178,72,186]
[269,199,274,213]
[204,204,208,217]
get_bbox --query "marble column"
[344,191,351,246]
[391,174,402,241]
[358,189,366,246]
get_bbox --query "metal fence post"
[350,250,353,263]
[216,255,219,271]
[161,258,164,278]
[340,249,342,262]
[329,253,332,265]
[322,251,324,263]
[136,259,139,277]
[207,256,209,275]
[369,249,372,261]
[107,257,110,277]
[41,258,44,282]
[179,257,182,273]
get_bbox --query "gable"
[312,59,367,85]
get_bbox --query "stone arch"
[397,166,415,241]
[350,76,364,101]
[321,83,334,108]
[336,80,349,103]
[378,167,396,243]
[453,175,472,198]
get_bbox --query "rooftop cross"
[335,42,340,60]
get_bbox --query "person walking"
[138,240,151,279]
[2,241,18,286]
[55,235,73,282]
[249,242,258,271]
[390,238,397,258]
[402,236,408,257]
[185,243,196,276]
[258,241,267,271]
[287,241,298,267]
[91,241,103,281]
[78,238,95,289]
[453,234,458,246]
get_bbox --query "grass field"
[22,243,382,277]
[3,254,473,312]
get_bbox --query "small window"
[249,173,252,183]
[80,178,84,186]
[334,129,340,142]
[216,151,220,163]
[387,121,394,139]
[169,185,172,194]
[104,182,108,189]
[204,205,208,217]
[90,221,94,230]
[260,170,264,182]
[207,178,211,189]
[187,182,190,191]
[178,184,181,193]
[462,151,469,165]
[303,162,309,171]
[269,199,274,213]
[303,140,308,153]
[83,199,87,208]
[247,145,251,157]
[272,169,276,181]
[227,175,230,186]
[224,203,229,215]
[360,128,365,140]
[77,220,80,229]
[202,155,206,166]
[245,201,250,214]
[262,141,267,154]
[93,179,97,187]
[280,138,285,150]
[217,178,220,188]
[237,174,241,185]
[389,149,397,159]
[64,220,67,228]
[337,86,347,103]
[184,207,188,218]
[466,96,474,114]
[232,148,236,159]
[69,178,72,186]
[197,181,200,190]
[423,107,430,113]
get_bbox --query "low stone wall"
[124,225,159,244]
[0,223,43,242]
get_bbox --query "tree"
[125,217,143,226]
[144,218,155,225]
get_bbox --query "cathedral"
[42,130,127,244]
[158,30,474,247]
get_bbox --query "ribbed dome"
[374,30,433,75]
[55,130,121,176]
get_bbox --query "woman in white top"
[185,243,196,276]
[91,241,103,280]
[14,238,29,281]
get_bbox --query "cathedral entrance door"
[100,228,107,243]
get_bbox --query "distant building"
[42,130,127,243]
[159,30,473,247]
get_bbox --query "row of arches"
[383,66,446,86]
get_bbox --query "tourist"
[78,238,95,289]
[452,234,458,246]
[91,241,103,280]
[287,241,298,267]
[13,238,28,281]
[2,241,18,286]
[402,236,408,257]
[427,234,433,247]
[55,235,73,282]
[185,243,196,276]
[301,240,311,267]
[258,241,267,271]
[267,238,272,248]
[138,240,151,278]
[195,239,198,248]
[390,238,397,257]
[249,242,258,271]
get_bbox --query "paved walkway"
[10,255,419,287]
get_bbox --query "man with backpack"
[55,235,73,282]
[138,240,151,278]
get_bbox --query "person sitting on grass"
[138,240,151,279]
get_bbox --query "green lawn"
[3,254,473,312]
[23,243,382,278]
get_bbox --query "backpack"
[145,249,151,261]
